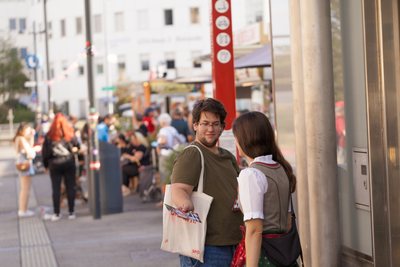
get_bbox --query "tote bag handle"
[185,145,205,193]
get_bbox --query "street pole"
[32,22,41,126]
[288,0,311,265]
[300,0,339,265]
[43,0,53,117]
[85,0,101,219]
[102,0,114,114]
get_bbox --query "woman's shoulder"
[14,136,21,143]
[239,167,264,178]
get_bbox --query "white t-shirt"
[237,155,275,221]
[157,126,185,149]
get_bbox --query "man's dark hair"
[192,98,227,125]
[104,114,113,121]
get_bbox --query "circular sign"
[25,54,39,69]
[216,32,231,47]
[215,16,230,30]
[215,0,229,13]
[217,49,231,64]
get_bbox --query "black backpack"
[51,140,72,157]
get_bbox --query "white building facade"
[1,0,267,117]
[24,0,213,117]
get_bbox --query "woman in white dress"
[13,122,36,217]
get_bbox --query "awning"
[234,44,272,69]
[174,75,211,84]
[149,80,198,94]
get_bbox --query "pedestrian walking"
[42,113,80,221]
[97,114,115,142]
[13,123,36,217]
[232,111,298,266]
[170,98,243,267]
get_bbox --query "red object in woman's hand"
[231,225,246,267]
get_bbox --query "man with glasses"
[170,98,243,267]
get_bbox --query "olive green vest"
[251,162,290,233]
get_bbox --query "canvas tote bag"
[161,145,213,262]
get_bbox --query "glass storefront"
[268,0,400,265]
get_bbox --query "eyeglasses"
[197,121,222,129]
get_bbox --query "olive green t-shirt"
[171,141,244,246]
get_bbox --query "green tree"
[0,39,33,123]
[0,99,34,123]
[0,39,29,102]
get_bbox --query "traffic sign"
[25,54,40,69]
[102,86,116,91]
[211,0,236,130]
[24,81,37,87]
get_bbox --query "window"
[60,19,66,37]
[165,52,175,69]
[76,17,82,35]
[19,18,26,33]
[166,59,175,69]
[118,62,126,70]
[9,18,16,31]
[137,10,149,30]
[20,48,28,59]
[79,99,87,118]
[140,54,150,71]
[192,51,202,68]
[47,21,52,39]
[96,63,104,74]
[255,11,263,23]
[114,12,124,32]
[164,9,173,25]
[118,55,126,72]
[78,65,84,76]
[94,14,102,33]
[190,7,200,24]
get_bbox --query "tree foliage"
[0,39,33,123]
[0,39,29,101]
[0,99,34,123]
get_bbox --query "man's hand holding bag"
[161,145,213,263]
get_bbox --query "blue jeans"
[179,245,236,267]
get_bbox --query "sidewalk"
[0,143,178,267]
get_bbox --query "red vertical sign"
[210,0,236,130]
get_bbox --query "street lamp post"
[102,0,114,115]
[84,0,101,219]
[30,21,46,127]
[32,22,39,111]
[43,0,53,116]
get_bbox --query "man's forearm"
[171,184,194,212]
